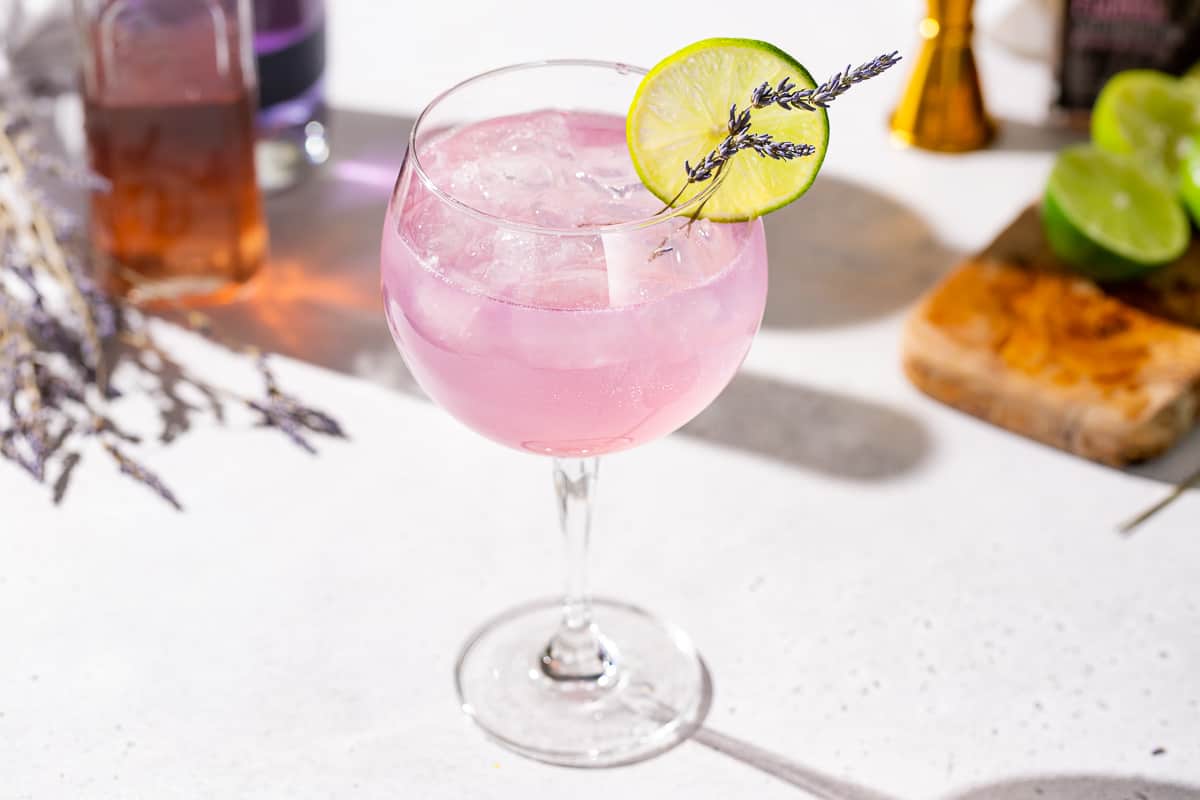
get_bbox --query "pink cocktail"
[383,110,766,456]
[380,62,768,767]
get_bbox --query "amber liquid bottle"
[77,0,267,303]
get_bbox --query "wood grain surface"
[903,206,1200,465]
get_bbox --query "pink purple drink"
[381,109,767,456]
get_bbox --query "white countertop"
[3,1,1198,798]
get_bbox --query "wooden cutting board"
[903,205,1200,466]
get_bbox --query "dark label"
[1057,0,1200,110]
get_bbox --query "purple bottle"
[253,0,328,190]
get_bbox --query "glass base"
[455,597,712,767]
[120,270,261,308]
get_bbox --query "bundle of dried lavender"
[0,100,343,510]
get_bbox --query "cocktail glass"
[381,60,768,767]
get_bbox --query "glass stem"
[541,456,615,682]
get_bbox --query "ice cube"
[574,170,639,201]
[490,229,540,266]
[402,197,463,266]
[490,155,556,190]
[449,162,481,195]
[601,228,659,307]
[406,273,485,354]
[601,218,714,306]
[527,197,578,229]
[662,218,731,285]
[399,187,500,286]
[563,110,626,150]
[483,230,606,305]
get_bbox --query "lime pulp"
[1042,145,1188,281]
[1090,69,1200,188]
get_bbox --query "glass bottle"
[75,0,268,304]
[252,0,328,192]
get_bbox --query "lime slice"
[1091,69,1200,186]
[1179,131,1200,225]
[627,38,829,221]
[1042,145,1188,281]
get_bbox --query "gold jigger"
[890,0,995,152]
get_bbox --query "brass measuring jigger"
[891,0,995,152]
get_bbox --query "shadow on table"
[763,175,960,330]
[691,726,898,800]
[1125,427,1200,486]
[691,725,1199,800]
[175,108,421,395]
[987,117,1088,154]
[683,373,931,481]
[950,775,1200,800]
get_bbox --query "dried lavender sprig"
[1,429,43,480]
[740,134,817,161]
[684,132,743,183]
[685,130,817,182]
[683,106,817,184]
[750,51,902,111]
[3,88,346,507]
[246,353,345,454]
[0,123,106,385]
[247,396,318,454]
[0,326,52,481]
[676,51,900,198]
[247,387,345,454]
[103,442,183,510]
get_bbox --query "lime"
[1179,131,1200,225]
[627,38,828,221]
[1090,69,1200,186]
[1042,145,1188,281]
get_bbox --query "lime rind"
[1042,145,1188,281]
[627,38,829,222]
